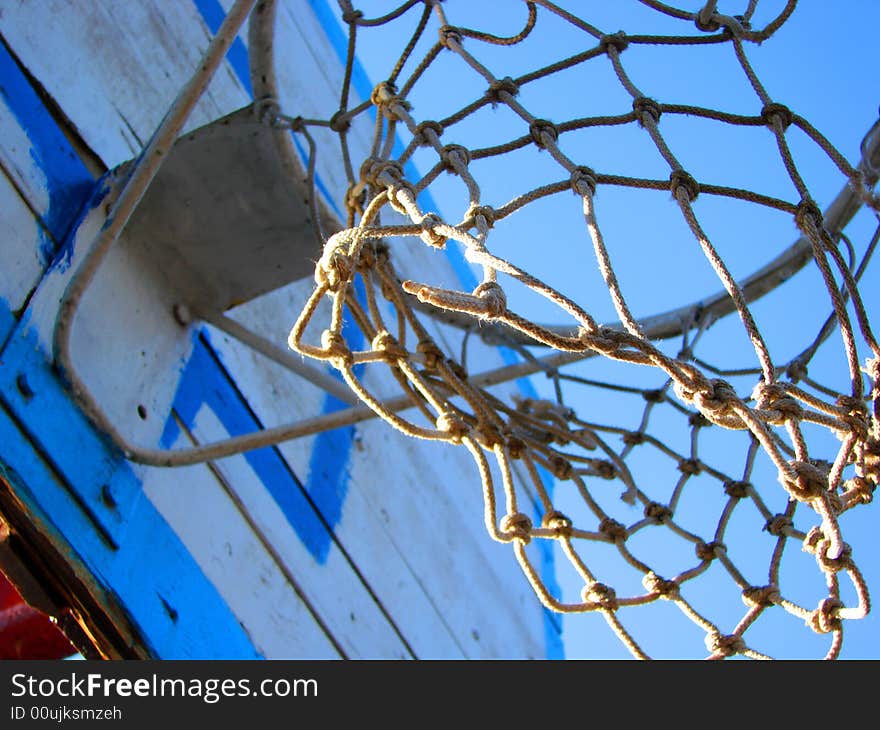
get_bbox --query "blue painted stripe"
[0,310,260,658]
[191,0,253,98]
[164,332,344,564]
[0,40,95,263]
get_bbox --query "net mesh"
[268,0,880,658]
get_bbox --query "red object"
[0,570,76,659]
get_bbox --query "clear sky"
[323,0,879,659]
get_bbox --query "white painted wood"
[143,421,341,659]
[350,418,546,658]
[1,0,553,659]
[21,172,196,451]
[0,98,52,222]
[0,174,45,313]
[0,0,250,168]
[187,404,415,658]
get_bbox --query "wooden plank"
[0,39,95,243]
[167,335,416,658]
[20,173,196,450]
[0,0,557,659]
[0,344,260,659]
[0,37,97,324]
[0,0,250,168]
[201,317,466,658]
[206,297,546,658]
[144,419,341,659]
[0,175,44,318]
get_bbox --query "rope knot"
[623,431,645,446]
[694,8,721,32]
[581,583,618,611]
[836,395,869,440]
[355,243,377,272]
[677,378,741,427]
[862,437,880,484]
[842,476,875,506]
[441,144,471,171]
[438,24,462,48]
[542,511,573,537]
[598,32,628,53]
[584,326,626,354]
[794,197,824,235]
[478,422,504,449]
[764,513,793,537]
[487,76,519,102]
[599,517,628,544]
[642,572,679,599]
[371,330,406,361]
[436,411,470,442]
[633,96,662,126]
[645,502,673,524]
[414,120,443,146]
[742,585,780,608]
[803,527,852,573]
[699,379,744,421]
[341,8,363,24]
[360,157,404,186]
[785,359,808,383]
[678,458,702,476]
[315,238,353,291]
[370,81,410,120]
[761,102,794,131]
[472,281,507,319]
[344,181,367,215]
[704,632,745,657]
[320,329,353,369]
[500,512,533,543]
[807,597,842,634]
[642,389,664,403]
[529,119,559,149]
[593,460,617,479]
[549,455,573,480]
[570,166,597,196]
[329,110,351,133]
[696,540,726,561]
[724,480,751,499]
[417,339,445,370]
[670,169,700,202]
[466,203,496,229]
[753,382,803,424]
[419,213,447,248]
[507,436,526,460]
[783,459,827,503]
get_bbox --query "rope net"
[270,0,880,658]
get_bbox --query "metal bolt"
[100,484,117,509]
[15,373,34,400]
[172,302,192,327]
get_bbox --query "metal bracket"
[123,104,321,317]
